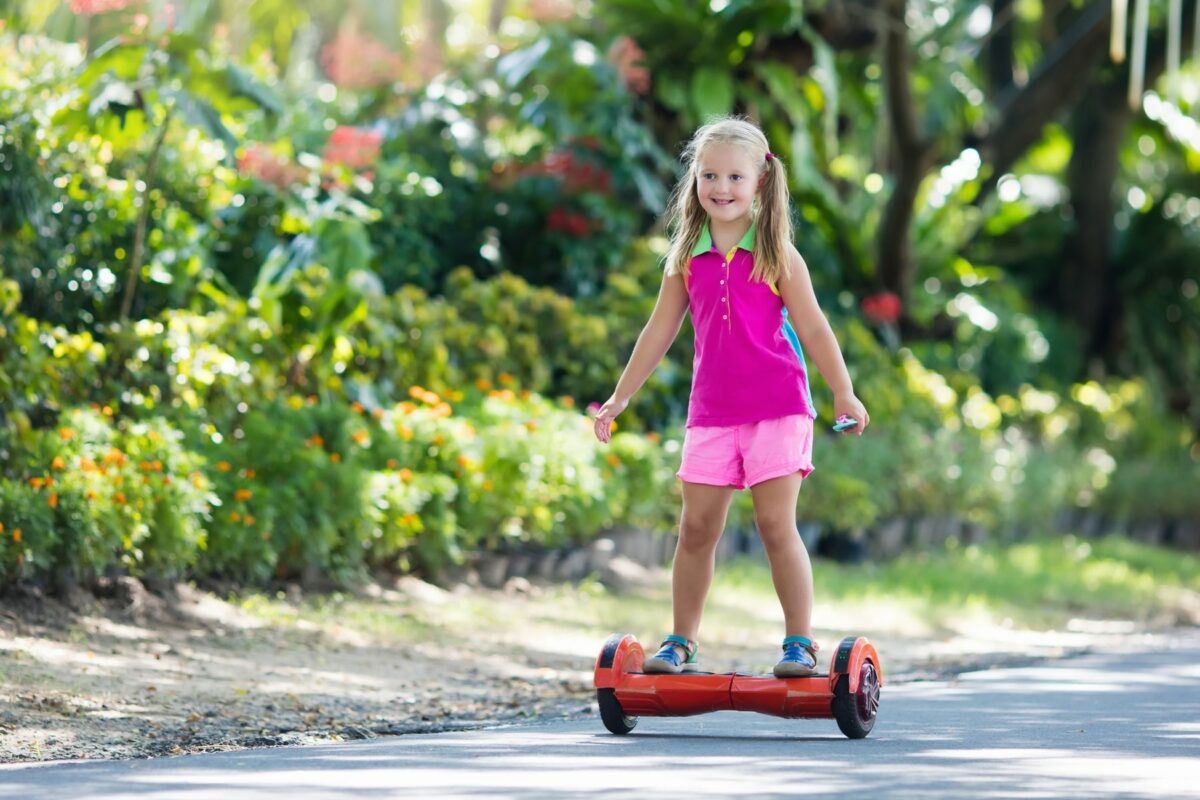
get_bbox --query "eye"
[730,174,744,182]
[701,172,716,181]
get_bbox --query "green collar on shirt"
[692,220,756,257]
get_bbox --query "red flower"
[519,150,612,196]
[322,126,384,171]
[861,292,902,325]
[547,208,592,238]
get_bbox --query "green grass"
[724,534,1200,628]
[235,536,1200,662]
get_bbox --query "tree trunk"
[1058,0,1196,363]
[877,0,936,309]
[119,110,172,321]
[1061,78,1130,362]
[983,0,1016,92]
[975,0,1112,204]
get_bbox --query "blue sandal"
[643,634,700,674]
[774,635,819,677]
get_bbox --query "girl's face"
[695,142,761,227]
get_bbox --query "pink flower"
[861,292,902,325]
[237,144,309,190]
[69,0,137,13]
[607,36,650,95]
[321,32,402,90]
[528,0,576,22]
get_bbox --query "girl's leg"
[671,480,736,641]
[748,472,811,638]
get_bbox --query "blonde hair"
[663,116,793,284]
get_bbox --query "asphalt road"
[3,632,1198,799]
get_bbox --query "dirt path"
[0,573,1179,763]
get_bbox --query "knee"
[755,512,798,550]
[678,514,724,554]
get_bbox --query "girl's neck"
[708,214,752,253]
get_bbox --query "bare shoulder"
[780,243,812,285]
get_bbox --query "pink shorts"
[676,414,815,490]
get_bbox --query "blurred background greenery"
[0,0,1197,594]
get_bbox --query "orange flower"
[398,401,417,415]
[29,477,45,489]
[371,408,385,420]
[498,373,515,386]
[80,457,97,472]
[102,405,113,417]
[12,529,21,543]
[243,469,257,479]
[0,522,4,533]
[48,493,58,509]
[162,476,172,487]
[217,461,232,472]
[456,455,472,468]
[432,434,445,446]
[520,390,531,400]
[243,514,256,526]
[646,432,661,443]
[399,468,413,481]
[86,489,97,500]
[306,435,324,448]
[139,461,152,472]
[525,420,539,432]
[235,489,252,501]
[387,458,399,470]
[330,452,341,464]
[434,402,452,418]
[560,396,575,409]
[398,425,414,440]
[475,378,492,391]
[58,427,74,441]
[229,511,241,523]
[607,454,621,467]
[352,402,365,414]
[352,430,369,444]
[151,460,162,472]
[115,492,126,505]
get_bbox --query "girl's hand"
[592,395,629,444]
[833,394,870,436]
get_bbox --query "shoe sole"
[642,659,702,674]
[773,664,816,678]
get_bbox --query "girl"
[592,117,869,678]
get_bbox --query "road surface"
[3,632,1198,799]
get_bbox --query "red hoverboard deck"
[593,633,882,738]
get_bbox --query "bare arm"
[777,245,870,434]
[593,272,689,443]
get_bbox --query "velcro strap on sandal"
[783,635,818,655]
[662,634,698,658]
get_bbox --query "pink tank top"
[685,225,815,428]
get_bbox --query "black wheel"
[832,659,880,739]
[597,688,637,735]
